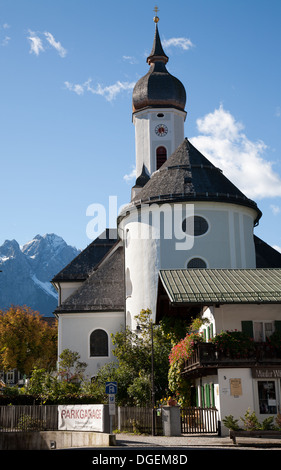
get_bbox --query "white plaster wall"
[134,113,150,177]
[133,108,185,177]
[218,368,254,436]
[59,282,83,304]
[120,198,257,326]
[58,311,125,379]
[211,304,281,334]
[188,202,257,269]
[123,210,160,328]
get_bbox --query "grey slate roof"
[52,229,118,282]
[131,138,262,225]
[254,235,281,268]
[159,268,281,305]
[54,244,124,313]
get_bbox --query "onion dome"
[132,24,186,113]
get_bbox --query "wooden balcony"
[182,342,281,378]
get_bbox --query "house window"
[156,146,167,169]
[253,321,274,342]
[242,320,277,341]
[187,258,207,268]
[90,329,108,357]
[6,370,15,384]
[258,381,277,414]
[182,216,209,236]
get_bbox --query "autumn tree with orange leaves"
[0,306,57,375]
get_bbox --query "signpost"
[105,382,117,432]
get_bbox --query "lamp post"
[136,317,156,436]
[150,319,156,436]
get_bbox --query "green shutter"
[274,321,281,333]
[210,323,214,338]
[241,321,254,338]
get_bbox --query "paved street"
[115,432,281,449]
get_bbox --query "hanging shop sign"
[252,367,281,379]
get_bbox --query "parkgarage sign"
[58,404,104,432]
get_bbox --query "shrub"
[260,416,275,430]
[222,415,241,431]
[240,408,260,431]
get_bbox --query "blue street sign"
[105,381,117,395]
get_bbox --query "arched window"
[156,146,167,170]
[187,258,207,269]
[125,267,132,297]
[90,329,108,357]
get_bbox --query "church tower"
[132,15,186,197]
[119,13,262,329]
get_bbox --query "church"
[52,15,281,433]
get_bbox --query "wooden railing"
[117,407,162,434]
[183,342,281,375]
[181,406,219,434]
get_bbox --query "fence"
[181,407,219,434]
[0,405,58,432]
[0,405,219,435]
[118,407,162,434]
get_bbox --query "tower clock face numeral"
[155,124,168,137]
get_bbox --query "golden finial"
[153,6,159,23]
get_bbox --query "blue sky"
[0,0,280,252]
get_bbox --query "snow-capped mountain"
[0,234,80,316]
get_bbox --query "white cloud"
[123,55,138,64]
[190,104,281,199]
[270,204,281,215]
[64,81,84,95]
[27,30,44,56]
[65,79,136,102]
[123,166,136,183]
[27,30,66,57]
[273,245,281,254]
[1,35,10,46]
[162,37,194,51]
[44,31,67,57]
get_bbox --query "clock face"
[155,124,168,137]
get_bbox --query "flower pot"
[167,399,177,406]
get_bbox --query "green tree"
[57,349,87,383]
[26,350,90,403]
[96,309,173,406]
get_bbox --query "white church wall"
[121,198,257,326]
[133,108,185,177]
[57,311,125,379]
[187,202,257,269]
[134,112,150,177]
